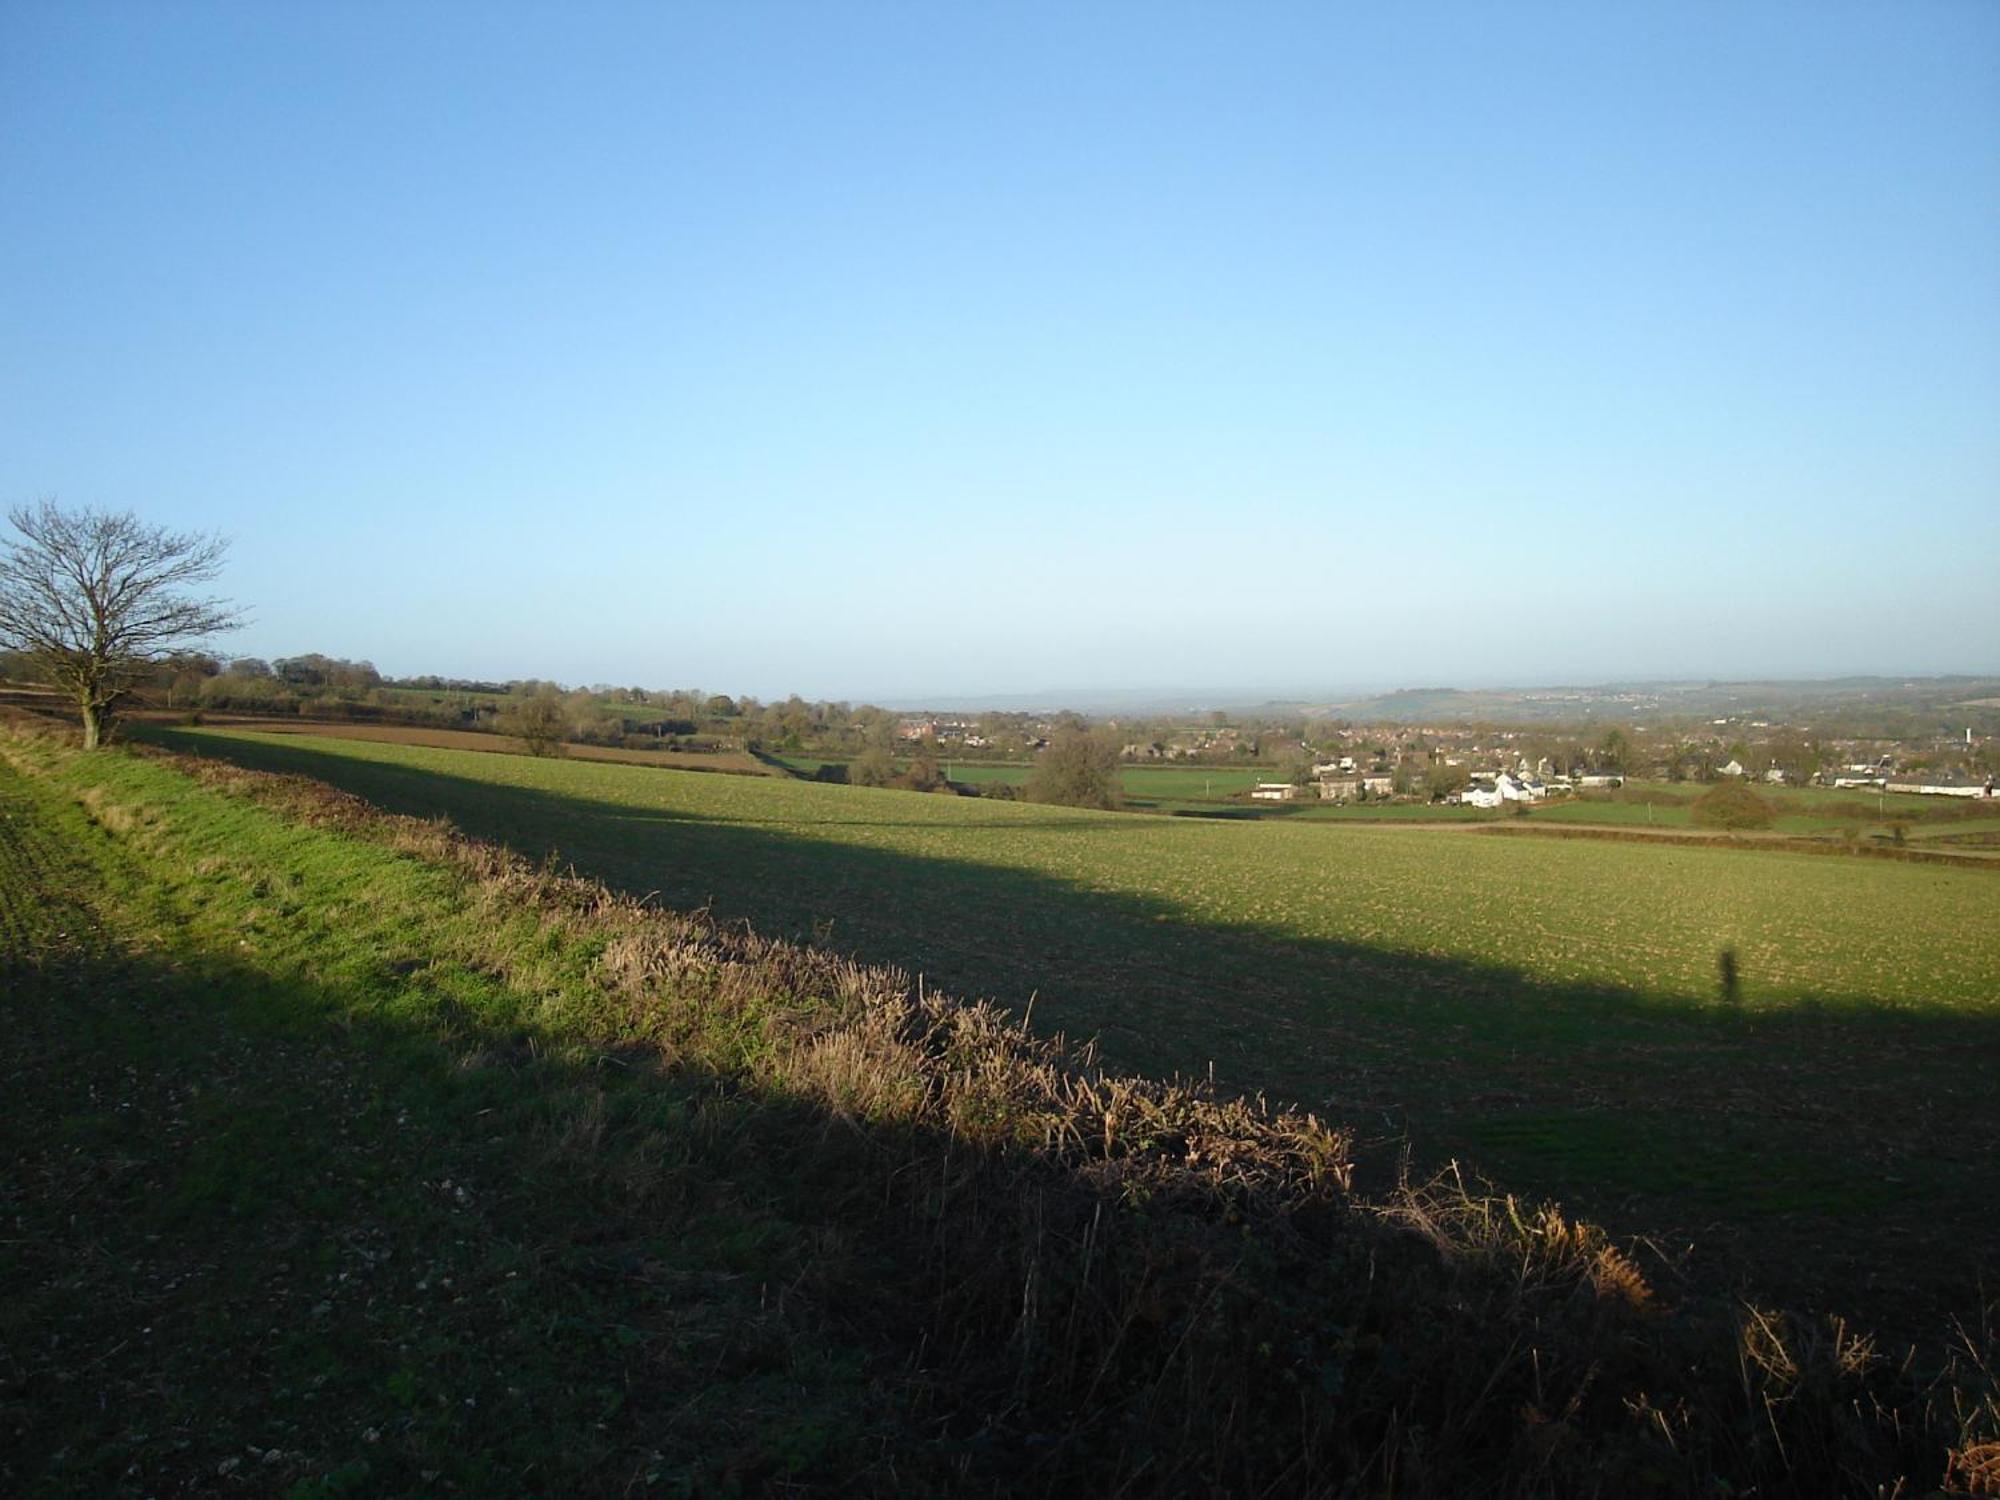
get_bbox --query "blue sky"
[3,2,1996,702]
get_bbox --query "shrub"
[901,748,944,792]
[1691,781,1775,830]
[848,747,894,788]
[1026,727,1121,809]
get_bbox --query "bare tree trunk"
[80,700,102,751]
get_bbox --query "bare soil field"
[126,714,773,775]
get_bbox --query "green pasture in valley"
[1108,763,1275,798]
[928,760,1026,786]
[1528,779,1997,840]
[780,755,1275,802]
[147,726,2000,1323]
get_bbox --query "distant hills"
[883,676,2000,728]
[1296,677,2000,728]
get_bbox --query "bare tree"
[0,502,242,749]
[499,687,570,757]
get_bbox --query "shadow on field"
[4,940,1385,1496]
[143,727,2000,1329]
[18,919,1988,1498]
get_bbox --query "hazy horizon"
[165,657,1998,717]
[5,3,1996,698]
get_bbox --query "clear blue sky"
[4,2,1996,702]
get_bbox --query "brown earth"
[122,713,774,775]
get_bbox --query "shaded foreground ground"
[5,730,1996,1496]
[143,725,2000,1338]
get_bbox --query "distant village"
[36,650,1993,808]
[893,712,1996,806]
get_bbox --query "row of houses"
[1822,762,1994,797]
[1252,764,1627,806]
[897,719,992,748]
[1250,772,1399,802]
[1456,772,1550,808]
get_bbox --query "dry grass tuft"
[1951,1440,2000,1496]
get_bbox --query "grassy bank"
[5,723,1996,1495]
[129,727,2000,1327]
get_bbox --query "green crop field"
[928,760,1026,786]
[780,755,1275,801]
[146,725,2000,1324]
[15,728,1991,1491]
[1112,764,1275,798]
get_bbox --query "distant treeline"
[4,648,1991,777]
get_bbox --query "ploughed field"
[131,714,774,775]
[154,726,2000,1324]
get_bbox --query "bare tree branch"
[0,501,245,748]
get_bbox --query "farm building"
[1577,772,1623,788]
[1884,772,1995,799]
[1252,782,1297,802]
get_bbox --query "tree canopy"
[499,688,571,757]
[1025,727,1122,810]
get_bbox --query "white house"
[1460,779,1503,808]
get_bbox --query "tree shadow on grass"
[7,930,1987,1500]
[3,944,1346,1496]
[143,726,2000,1330]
